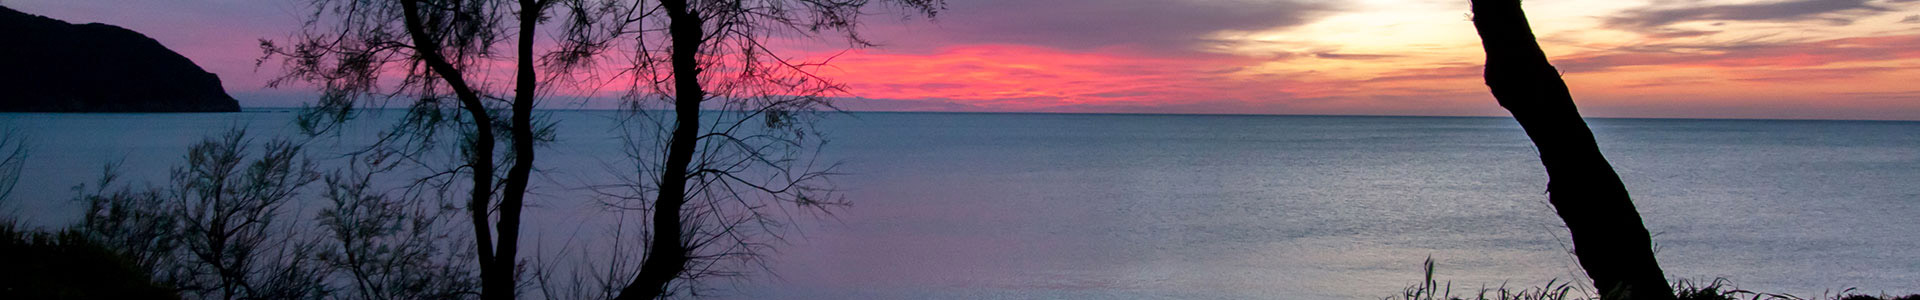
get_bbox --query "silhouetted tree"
[567,0,940,298]
[74,129,332,299]
[1468,1,1676,299]
[75,163,179,277]
[261,1,568,298]
[315,157,479,299]
[263,0,936,298]
[0,131,175,299]
[265,0,939,298]
[168,130,329,299]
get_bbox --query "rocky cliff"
[0,6,240,112]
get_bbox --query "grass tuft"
[1386,258,1917,300]
[1388,256,1583,300]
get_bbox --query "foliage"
[314,157,480,300]
[570,0,941,297]
[73,129,332,299]
[1388,259,1920,300]
[169,129,329,299]
[260,0,942,298]
[75,163,179,274]
[67,128,480,300]
[0,223,178,299]
[259,0,564,297]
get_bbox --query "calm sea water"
[2,111,1916,299]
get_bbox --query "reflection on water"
[3,111,1917,299]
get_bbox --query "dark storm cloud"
[870,0,1337,55]
[1604,0,1891,32]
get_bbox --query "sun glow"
[796,0,1920,119]
[12,0,1920,119]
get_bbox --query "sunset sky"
[10,0,1920,120]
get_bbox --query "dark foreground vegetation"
[1,129,474,299]
[0,224,178,299]
[1388,259,1919,300]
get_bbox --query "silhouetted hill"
[0,6,239,112]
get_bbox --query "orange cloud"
[1557,34,1920,71]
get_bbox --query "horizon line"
[221,107,1920,123]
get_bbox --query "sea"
[1,111,1915,299]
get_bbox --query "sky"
[8,0,1920,120]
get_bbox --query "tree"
[567,0,940,298]
[262,1,560,298]
[168,130,329,299]
[314,157,479,300]
[263,0,941,299]
[75,163,180,286]
[74,129,331,299]
[1468,1,1677,299]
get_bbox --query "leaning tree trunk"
[396,0,506,298]
[614,0,700,299]
[1469,1,1676,299]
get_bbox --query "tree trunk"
[614,0,700,298]
[397,0,503,298]
[1468,1,1676,299]
[481,0,543,299]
